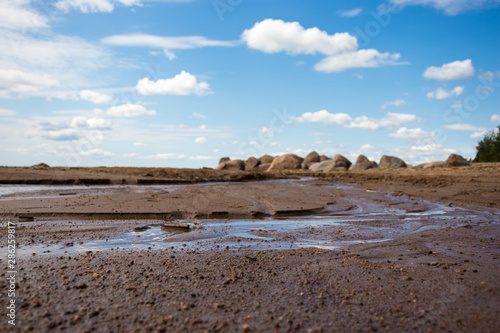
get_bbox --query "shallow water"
[3,181,499,256]
[12,200,499,256]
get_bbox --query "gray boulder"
[245,157,261,170]
[444,154,470,167]
[218,157,230,165]
[379,155,407,169]
[319,155,330,162]
[215,159,245,171]
[303,151,321,169]
[268,154,304,171]
[309,154,351,172]
[257,163,271,171]
[351,155,374,171]
[258,154,275,164]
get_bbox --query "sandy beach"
[1,165,499,332]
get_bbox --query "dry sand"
[0,165,499,332]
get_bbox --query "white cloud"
[79,148,114,157]
[470,131,486,139]
[242,19,405,73]
[0,108,16,116]
[427,86,464,99]
[0,69,59,98]
[193,112,207,119]
[55,0,142,13]
[101,34,235,60]
[381,99,406,110]
[41,128,80,141]
[389,127,436,142]
[338,8,363,17]
[123,153,138,158]
[36,116,113,141]
[148,153,187,160]
[444,123,486,131]
[258,126,282,138]
[289,110,352,126]
[348,112,417,130]
[71,117,111,129]
[314,49,403,73]
[290,110,416,130]
[388,0,500,15]
[189,155,215,160]
[0,1,48,31]
[80,90,113,104]
[423,59,475,81]
[136,71,212,96]
[361,144,375,151]
[104,103,156,117]
[133,142,146,146]
[0,26,112,99]
[491,114,500,123]
[195,136,207,144]
[242,19,358,56]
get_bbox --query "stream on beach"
[1,181,499,256]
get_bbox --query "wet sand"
[0,165,499,332]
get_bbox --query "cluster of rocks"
[217,152,404,172]
[216,152,470,172]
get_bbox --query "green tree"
[473,126,500,162]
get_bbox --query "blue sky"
[1,0,499,168]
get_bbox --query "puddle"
[12,204,499,256]
[3,180,499,256]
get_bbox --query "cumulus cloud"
[491,114,500,122]
[241,19,358,56]
[444,123,486,131]
[389,127,436,142]
[241,19,404,73]
[136,71,212,96]
[148,153,187,160]
[289,110,352,126]
[0,24,111,99]
[381,99,406,110]
[361,144,375,151]
[338,8,363,17]
[41,128,80,141]
[79,148,114,157]
[55,0,142,13]
[80,90,113,104]
[0,69,59,99]
[37,116,112,141]
[427,86,464,99]
[102,34,235,60]
[423,59,475,81]
[315,49,403,73]
[104,103,156,117]
[388,0,500,15]
[189,155,215,160]
[0,108,16,116]
[0,0,49,31]
[71,117,111,129]
[290,110,416,130]
[348,113,417,130]
[195,136,207,144]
